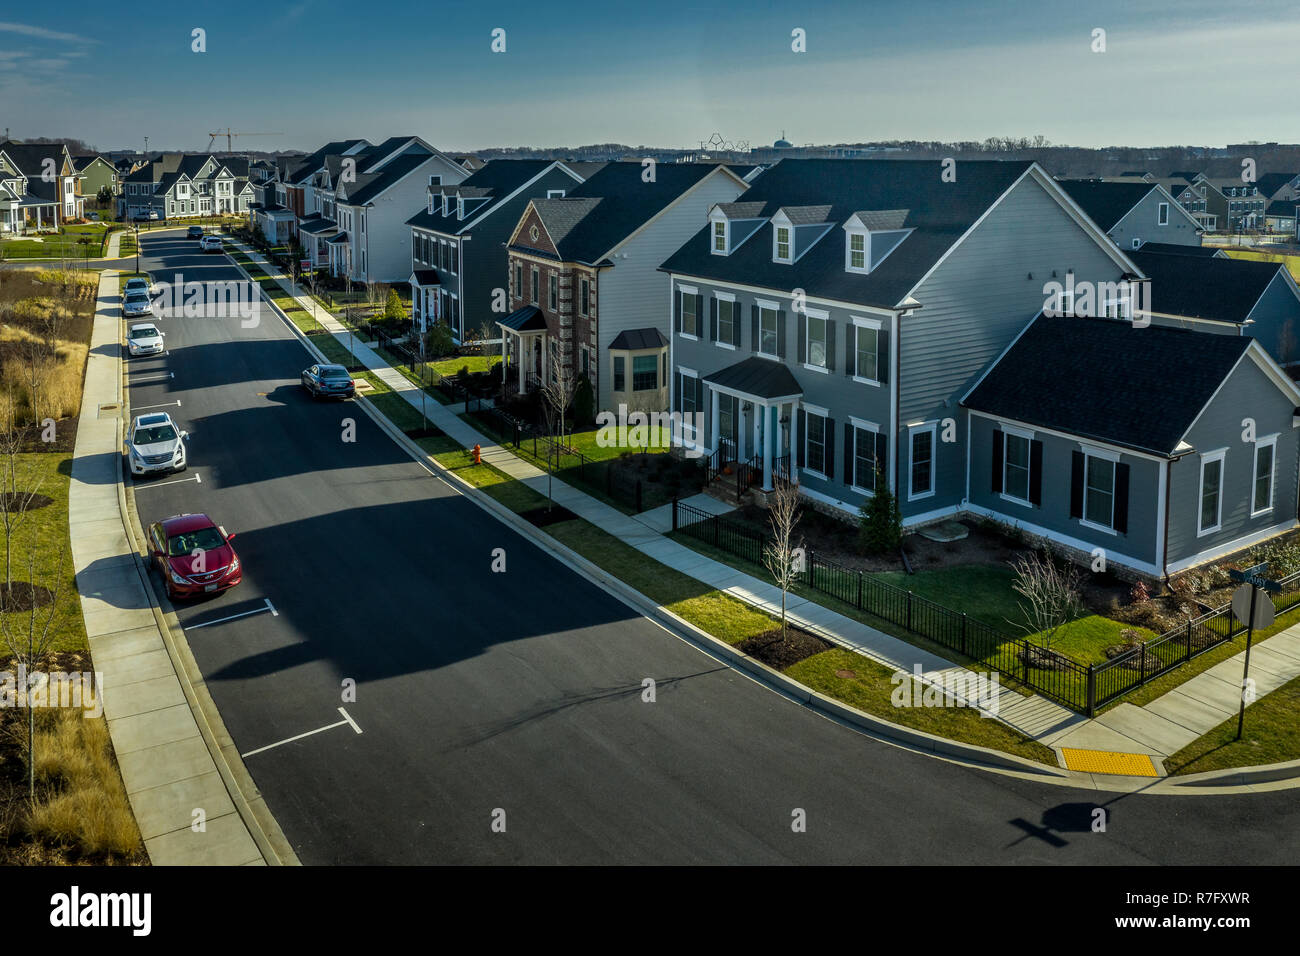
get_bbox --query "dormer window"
[547,189,565,199]
[442,195,451,216]
[713,220,727,253]
[848,232,866,271]
[774,226,792,263]
[457,197,465,220]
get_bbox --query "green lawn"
[1,223,111,260]
[875,564,1155,665]
[1164,671,1300,775]
[1,453,87,656]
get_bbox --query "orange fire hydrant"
[472,443,482,464]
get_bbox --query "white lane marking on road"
[131,473,200,490]
[130,372,174,384]
[133,400,182,410]
[184,597,275,631]
[240,708,363,758]
[266,598,279,617]
[339,707,362,735]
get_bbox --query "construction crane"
[207,129,283,152]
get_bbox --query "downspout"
[894,310,903,499]
[1162,457,1173,583]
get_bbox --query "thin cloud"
[0,21,96,45]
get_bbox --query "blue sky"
[2,0,1298,152]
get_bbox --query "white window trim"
[804,307,829,372]
[846,229,868,274]
[1251,435,1278,518]
[851,316,882,385]
[773,225,793,264]
[756,300,780,359]
[802,407,830,479]
[908,422,937,501]
[1000,429,1034,508]
[679,367,700,444]
[712,219,729,255]
[715,294,738,350]
[1197,448,1227,537]
[1158,202,1169,225]
[849,419,880,496]
[1077,446,1119,534]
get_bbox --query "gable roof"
[286,139,370,184]
[405,159,561,233]
[1254,172,1297,198]
[660,158,1037,310]
[1129,251,1283,323]
[964,315,1253,457]
[514,163,734,264]
[1057,180,1162,231]
[1267,198,1300,218]
[336,152,433,205]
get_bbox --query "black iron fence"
[671,499,1300,714]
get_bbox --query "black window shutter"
[1069,451,1084,519]
[732,305,742,346]
[843,422,853,486]
[825,418,836,478]
[826,321,836,371]
[874,432,888,490]
[991,430,1004,493]
[674,290,682,334]
[876,328,889,383]
[750,305,758,352]
[777,310,787,359]
[695,294,704,334]
[710,297,718,341]
[845,324,856,375]
[797,410,806,468]
[796,313,807,364]
[1113,462,1130,533]
[1029,440,1043,506]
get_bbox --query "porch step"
[704,474,747,507]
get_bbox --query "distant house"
[0,141,84,224]
[1254,172,1300,203]
[406,159,587,343]
[121,153,253,220]
[1059,179,1203,249]
[1128,248,1300,366]
[74,154,119,201]
[502,162,749,411]
[1266,198,1298,235]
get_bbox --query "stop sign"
[1231,583,1275,630]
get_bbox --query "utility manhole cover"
[98,403,120,418]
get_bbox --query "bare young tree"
[539,355,576,511]
[1009,546,1082,653]
[762,478,803,643]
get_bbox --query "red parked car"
[146,513,242,600]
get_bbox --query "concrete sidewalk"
[232,242,1082,744]
[69,271,271,864]
[105,228,122,259]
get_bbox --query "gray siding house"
[1058,179,1204,250]
[965,317,1300,576]
[661,158,1300,576]
[1129,248,1300,367]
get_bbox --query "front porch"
[326,231,352,279]
[700,356,803,495]
[497,305,549,394]
[409,269,442,335]
[1,197,60,234]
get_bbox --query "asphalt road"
[120,232,1300,864]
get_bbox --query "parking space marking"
[240,708,363,759]
[129,371,174,384]
[131,473,200,490]
[132,400,182,410]
[185,597,276,631]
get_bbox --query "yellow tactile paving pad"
[1061,748,1159,776]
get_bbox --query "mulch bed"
[739,625,834,670]
[0,493,52,513]
[0,582,54,612]
[11,416,78,454]
[518,505,578,528]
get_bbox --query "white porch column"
[710,387,720,456]
[762,404,774,491]
[752,403,760,463]
[501,328,508,380]
[518,335,526,391]
[790,402,799,482]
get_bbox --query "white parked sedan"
[122,277,153,299]
[127,323,165,357]
[124,412,187,476]
[199,235,224,253]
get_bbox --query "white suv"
[125,412,187,475]
[199,235,224,253]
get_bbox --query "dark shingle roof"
[608,328,668,351]
[661,159,1034,310]
[1058,180,1158,231]
[519,163,729,263]
[703,356,803,400]
[1267,199,1299,217]
[1129,251,1284,323]
[1134,241,1223,258]
[965,316,1252,456]
[1256,172,1297,198]
[409,269,441,285]
[338,153,431,205]
[717,201,766,219]
[498,305,546,332]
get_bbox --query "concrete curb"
[1164,757,1300,788]
[79,268,298,864]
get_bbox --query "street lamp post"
[134,222,140,274]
